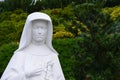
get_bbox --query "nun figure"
[1,12,65,80]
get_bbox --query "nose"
[38,30,41,34]
[38,28,43,34]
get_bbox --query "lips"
[36,36,43,38]
[35,35,45,38]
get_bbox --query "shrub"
[0,21,16,45]
[73,3,120,80]
[61,5,74,20]
[53,38,84,80]
[0,10,27,45]
[0,42,18,77]
[103,5,120,20]
[53,23,65,33]
[0,11,12,22]
[41,8,62,26]
[105,0,120,7]
[0,2,4,13]
[64,20,87,37]
[53,31,74,39]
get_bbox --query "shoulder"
[12,51,26,60]
[49,52,60,61]
[7,51,26,66]
[50,52,58,57]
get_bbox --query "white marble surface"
[1,12,65,80]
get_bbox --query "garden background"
[0,0,120,80]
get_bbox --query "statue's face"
[32,20,48,43]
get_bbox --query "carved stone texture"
[1,12,65,80]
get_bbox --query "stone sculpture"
[1,12,65,80]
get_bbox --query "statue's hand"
[25,68,43,78]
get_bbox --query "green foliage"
[0,9,27,45]
[42,8,62,26]
[0,42,18,76]
[0,21,16,45]
[41,6,75,34]
[74,33,120,80]
[105,0,120,7]
[61,5,74,20]
[53,23,65,33]
[1,0,120,13]
[64,20,87,36]
[0,2,5,13]
[0,0,83,13]
[42,5,82,36]
[52,38,84,80]
[61,4,91,37]
[27,0,48,13]
[53,30,74,39]
[103,5,120,20]
[0,11,12,22]
[3,0,32,12]
[72,3,120,80]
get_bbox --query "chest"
[24,54,54,69]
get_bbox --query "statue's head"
[15,12,57,54]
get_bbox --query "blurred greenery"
[0,0,120,79]
[53,30,74,39]
[70,2,120,80]
[0,42,18,77]
[0,9,27,45]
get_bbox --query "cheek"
[43,29,47,35]
[32,30,37,36]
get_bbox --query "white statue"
[1,12,65,80]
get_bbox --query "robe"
[1,12,65,80]
[1,51,65,80]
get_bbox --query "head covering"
[15,12,58,54]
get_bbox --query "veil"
[1,12,65,80]
[15,12,58,54]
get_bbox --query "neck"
[25,43,52,56]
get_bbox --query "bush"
[41,8,62,26]
[0,21,16,45]
[61,5,74,20]
[103,5,120,20]
[0,10,27,45]
[41,5,75,33]
[0,2,5,13]
[73,33,120,80]
[105,0,120,7]
[72,3,120,80]
[53,38,84,80]
[53,31,74,39]
[0,42,18,77]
